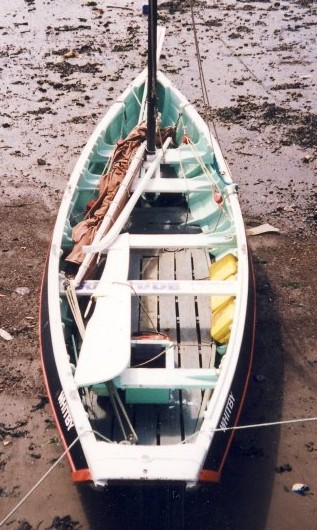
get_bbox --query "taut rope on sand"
[1,416,317,527]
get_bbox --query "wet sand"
[1,1,317,529]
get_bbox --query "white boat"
[39,1,255,488]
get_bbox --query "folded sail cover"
[66,124,174,264]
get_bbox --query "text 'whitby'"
[58,391,74,432]
[219,392,235,432]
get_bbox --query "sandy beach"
[1,0,317,529]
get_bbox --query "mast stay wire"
[188,0,285,146]
[188,0,222,147]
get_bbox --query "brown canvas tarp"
[66,123,174,265]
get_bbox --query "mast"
[147,0,157,155]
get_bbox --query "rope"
[217,36,283,106]
[189,0,210,112]
[180,415,317,445]
[2,413,317,526]
[188,0,236,183]
[0,427,124,527]
[64,279,85,339]
[174,121,234,234]
[179,127,215,185]
[94,280,160,334]
[188,0,219,144]
[0,435,81,528]
[106,381,138,444]
[132,344,172,368]
[132,87,142,110]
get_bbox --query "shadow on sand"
[77,256,284,530]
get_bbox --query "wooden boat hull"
[39,68,256,487]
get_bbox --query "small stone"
[254,374,266,383]
[292,483,310,496]
[275,463,292,473]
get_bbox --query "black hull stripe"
[202,250,256,476]
[39,252,88,472]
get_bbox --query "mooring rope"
[0,428,120,528]
[0,435,81,527]
[180,415,317,445]
[1,415,317,527]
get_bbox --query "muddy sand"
[1,0,317,529]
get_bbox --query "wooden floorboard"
[176,250,198,344]
[89,393,114,442]
[158,250,178,343]
[158,388,183,444]
[156,250,183,442]
[129,250,142,334]
[179,344,202,437]
[134,405,158,445]
[139,254,159,333]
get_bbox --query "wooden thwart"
[71,279,237,297]
[116,367,219,390]
[131,176,211,193]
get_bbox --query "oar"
[82,136,172,256]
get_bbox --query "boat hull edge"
[39,251,90,479]
[200,249,256,482]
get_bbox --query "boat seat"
[90,366,219,404]
[65,278,237,298]
[74,234,132,387]
[115,367,219,390]
[162,148,212,166]
[82,227,234,256]
[128,233,234,249]
[131,177,212,194]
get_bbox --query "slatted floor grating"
[88,243,216,446]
